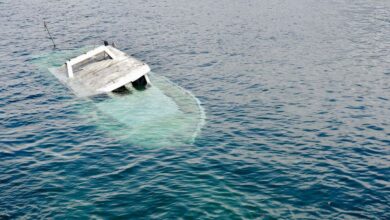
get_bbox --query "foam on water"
[32,49,206,148]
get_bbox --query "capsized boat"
[48,43,151,97]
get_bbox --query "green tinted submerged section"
[89,72,205,148]
[32,46,94,69]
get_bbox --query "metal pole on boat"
[43,21,56,49]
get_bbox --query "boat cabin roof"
[49,46,150,97]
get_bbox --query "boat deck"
[49,46,150,97]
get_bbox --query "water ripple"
[1,0,390,219]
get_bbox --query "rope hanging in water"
[43,21,56,49]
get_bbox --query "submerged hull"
[32,46,205,147]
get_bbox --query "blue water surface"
[0,0,389,219]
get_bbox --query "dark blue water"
[1,0,389,219]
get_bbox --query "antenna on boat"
[43,20,56,49]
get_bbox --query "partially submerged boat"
[48,43,151,97]
[33,43,206,147]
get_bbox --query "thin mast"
[43,21,56,49]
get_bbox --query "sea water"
[0,0,389,219]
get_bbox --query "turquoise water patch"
[32,49,205,148]
[31,46,94,68]
[85,72,205,147]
